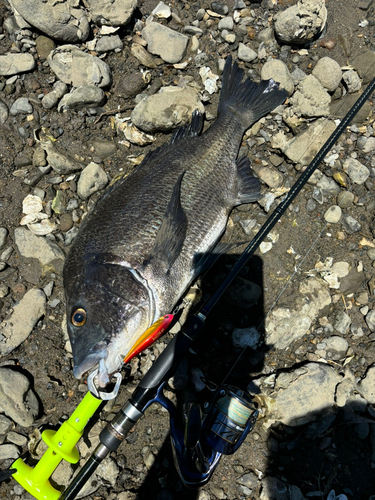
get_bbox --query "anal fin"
[144,172,188,273]
[235,156,261,205]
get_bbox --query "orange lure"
[123,314,174,364]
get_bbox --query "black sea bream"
[63,56,288,386]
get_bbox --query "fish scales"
[63,56,288,386]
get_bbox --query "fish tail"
[218,55,288,129]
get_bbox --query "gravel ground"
[0,0,375,499]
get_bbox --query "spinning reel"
[166,380,258,487]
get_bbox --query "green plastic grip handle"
[12,391,102,500]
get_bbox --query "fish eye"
[71,308,87,327]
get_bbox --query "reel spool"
[204,385,258,455]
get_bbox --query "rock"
[0,415,12,436]
[261,59,294,96]
[91,139,117,159]
[312,57,342,92]
[131,44,157,69]
[0,101,9,124]
[350,50,375,85]
[232,327,260,349]
[0,228,8,250]
[366,309,375,332]
[274,0,327,45]
[38,138,85,174]
[51,460,74,488]
[342,70,361,93]
[358,366,375,403]
[281,118,336,165]
[325,336,348,358]
[8,0,89,42]
[7,431,27,446]
[115,72,147,98]
[331,93,371,124]
[35,35,56,59]
[362,137,375,153]
[142,22,188,64]
[218,16,234,30]
[252,164,284,188]
[85,0,137,26]
[265,277,331,349]
[237,472,258,489]
[0,289,46,355]
[58,86,106,111]
[0,53,36,76]
[77,162,108,199]
[260,477,289,500]
[211,2,228,15]
[324,205,341,223]
[0,444,19,460]
[41,81,68,109]
[316,174,341,196]
[225,276,262,309]
[337,191,354,208]
[96,35,123,54]
[290,75,331,117]
[131,87,204,133]
[48,45,112,88]
[0,367,39,427]
[97,457,120,486]
[342,158,370,184]
[59,214,74,232]
[14,227,65,281]
[152,2,171,18]
[273,363,341,426]
[342,214,361,233]
[237,43,257,62]
[332,310,351,335]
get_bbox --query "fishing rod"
[56,76,375,499]
[6,75,375,499]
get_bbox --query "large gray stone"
[0,53,35,76]
[14,227,65,278]
[0,367,39,427]
[273,363,341,426]
[131,88,204,133]
[0,289,46,355]
[8,0,89,42]
[281,118,336,166]
[358,366,375,403]
[290,75,331,117]
[142,22,188,64]
[58,86,106,111]
[261,59,294,96]
[77,163,108,200]
[86,0,137,26]
[274,0,327,45]
[48,45,112,88]
[265,277,331,349]
[38,138,85,174]
[312,57,342,92]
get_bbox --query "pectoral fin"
[145,172,188,273]
[235,156,261,205]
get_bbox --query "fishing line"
[218,65,375,386]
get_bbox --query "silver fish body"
[63,57,288,386]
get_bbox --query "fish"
[63,56,288,387]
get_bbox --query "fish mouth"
[72,342,108,380]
